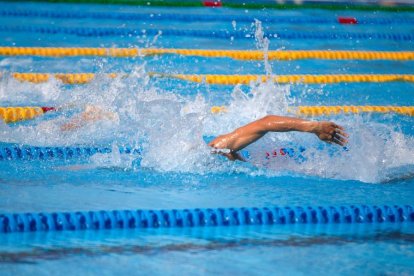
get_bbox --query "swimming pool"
[0,1,413,275]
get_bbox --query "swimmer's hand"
[311,121,348,146]
[210,148,246,162]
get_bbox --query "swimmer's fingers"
[330,123,348,137]
[321,133,348,146]
[335,128,349,138]
[332,135,348,146]
[333,127,349,146]
[330,124,349,146]
[232,152,246,162]
[332,123,344,130]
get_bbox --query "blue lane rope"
[0,144,141,161]
[1,9,413,25]
[0,205,412,233]
[0,144,305,161]
[0,25,413,41]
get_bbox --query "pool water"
[0,2,413,275]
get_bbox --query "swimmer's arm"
[60,105,118,131]
[60,116,85,131]
[209,115,348,155]
[60,110,98,131]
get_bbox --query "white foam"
[1,21,413,183]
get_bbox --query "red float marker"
[203,1,222,7]
[41,107,56,113]
[338,17,358,24]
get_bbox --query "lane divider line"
[162,73,414,85]
[9,72,117,84]
[0,143,302,161]
[0,0,412,12]
[211,105,414,116]
[1,205,412,233]
[2,105,413,124]
[0,106,46,123]
[0,25,413,41]
[1,47,414,60]
[0,144,141,161]
[3,73,414,85]
[0,9,413,25]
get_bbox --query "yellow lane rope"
[161,74,414,85]
[1,105,413,124]
[0,107,44,123]
[1,47,413,60]
[295,106,414,116]
[6,73,414,84]
[11,73,118,84]
[211,105,414,116]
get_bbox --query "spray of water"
[254,19,272,76]
[0,21,413,183]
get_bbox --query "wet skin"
[208,115,348,161]
[60,108,348,162]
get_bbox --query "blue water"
[0,2,413,275]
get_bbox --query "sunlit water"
[0,2,413,275]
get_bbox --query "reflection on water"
[1,224,413,263]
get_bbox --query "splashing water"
[0,22,413,183]
[1,68,413,183]
[254,19,272,76]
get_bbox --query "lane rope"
[0,25,413,41]
[1,9,413,25]
[0,107,45,123]
[0,143,302,161]
[2,104,413,125]
[211,105,414,116]
[0,144,141,161]
[1,47,414,61]
[1,205,412,233]
[9,73,117,84]
[160,73,414,85]
[0,0,413,12]
[5,73,414,85]
[295,106,414,116]
[0,143,303,162]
